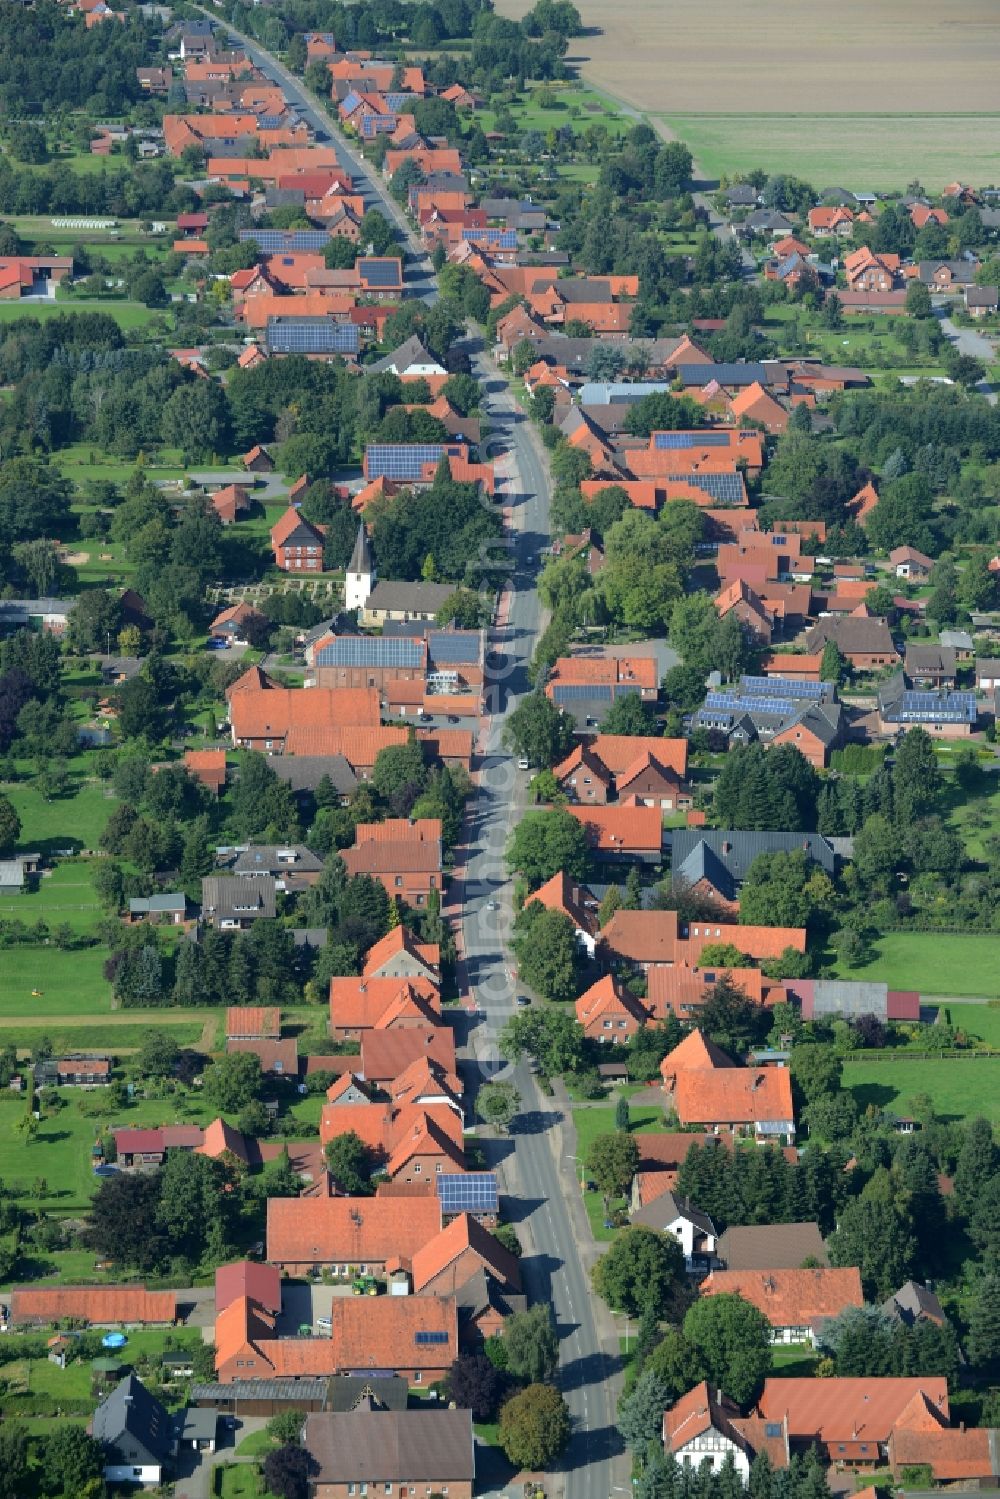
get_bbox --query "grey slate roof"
[128,893,186,915]
[348,522,373,576]
[92,1373,174,1468]
[201,875,276,920]
[366,335,442,375]
[674,840,738,902]
[918,259,977,285]
[939,629,974,651]
[810,979,889,1019]
[717,1222,828,1271]
[671,830,837,886]
[364,580,457,616]
[304,1408,474,1484]
[231,845,323,878]
[326,1374,409,1412]
[191,1380,328,1405]
[631,1190,716,1236]
[882,1280,946,1328]
[270,755,358,795]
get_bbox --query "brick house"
[329,1295,459,1384]
[329,976,441,1040]
[266,1196,443,1276]
[659,1030,796,1142]
[270,506,325,571]
[341,818,443,905]
[302,1408,475,1499]
[575,974,650,1043]
[699,1266,863,1344]
[409,1213,522,1299]
[360,1025,458,1088]
[803,616,899,672]
[362,925,440,984]
[715,579,773,644]
[565,804,663,865]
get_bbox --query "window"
[349,1486,357,1495]
[414,1163,421,1174]
[395,876,403,887]
[414,1370,422,1382]
[133,1470,143,1480]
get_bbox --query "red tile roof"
[230,686,380,741]
[700,1267,863,1327]
[411,1213,521,1293]
[575,974,650,1029]
[758,1377,949,1449]
[330,1294,459,1371]
[11,1287,176,1325]
[361,1025,457,1084]
[226,1005,280,1039]
[267,1195,442,1264]
[565,804,663,855]
[215,1260,282,1316]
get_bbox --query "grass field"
[4,780,116,856]
[844,1055,1000,1123]
[655,114,1000,193]
[0,299,162,329]
[827,931,1000,997]
[0,947,112,1016]
[1,1021,205,1055]
[0,863,100,933]
[930,1002,1000,1046]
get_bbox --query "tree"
[0,1423,28,1499]
[267,1410,306,1446]
[503,691,574,768]
[512,907,582,1001]
[263,1443,312,1499]
[203,1052,262,1113]
[820,639,847,686]
[827,1171,918,1299]
[905,280,932,318]
[500,1008,585,1077]
[0,793,20,855]
[323,1131,374,1195]
[499,1384,570,1470]
[449,1353,505,1422]
[697,977,770,1057]
[585,1131,640,1206]
[738,850,818,930]
[602,694,657,736]
[894,727,941,822]
[682,1293,772,1405]
[503,1305,559,1383]
[137,1031,180,1079]
[967,1275,1000,1371]
[955,1116,998,1209]
[592,1225,685,1317]
[435,588,487,629]
[372,738,427,805]
[43,1426,104,1497]
[789,1043,842,1105]
[644,1327,709,1401]
[478,1080,520,1132]
[618,1368,672,1449]
[615,1095,631,1132]
[506,810,588,886]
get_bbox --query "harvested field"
[493,0,1000,187]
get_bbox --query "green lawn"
[572,1103,666,1241]
[217,1463,270,1498]
[657,113,1000,192]
[770,1343,819,1377]
[844,1055,1000,1123]
[827,931,1000,997]
[4,780,116,856]
[3,1022,204,1055]
[235,1430,278,1456]
[0,946,112,1016]
[0,299,162,330]
[931,1002,1000,1047]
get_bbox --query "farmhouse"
[699,1267,864,1343]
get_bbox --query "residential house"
[301,1408,475,1499]
[883,1281,947,1329]
[201,876,276,929]
[524,870,599,955]
[127,893,187,925]
[225,1006,280,1042]
[664,1382,784,1482]
[715,1222,828,1271]
[976,659,1000,691]
[328,976,441,1041]
[113,1126,205,1167]
[360,1025,457,1088]
[647,964,770,1021]
[362,579,469,626]
[715,579,773,644]
[671,830,837,910]
[904,643,957,689]
[362,924,441,984]
[808,206,854,236]
[843,247,901,292]
[599,908,806,974]
[966,285,999,318]
[575,974,650,1044]
[266,1195,442,1275]
[270,506,325,571]
[699,1266,863,1344]
[341,818,443,905]
[92,1374,175,1487]
[230,844,324,892]
[939,629,975,660]
[918,260,978,289]
[184,749,227,795]
[878,673,977,737]
[270,755,358,804]
[631,1191,718,1270]
[803,617,899,672]
[409,1213,522,1301]
[209,602,264,643]
[34,1055,111,1087]
[228,683,381,753]
[329,1295,458,1384]
[890,545,934,579]
[565,804,663,865]
[660,1031,796,1143]
[757,1376,949,1465]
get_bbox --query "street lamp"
[567,1153,585,1189]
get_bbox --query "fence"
[842,1048,1000,1065]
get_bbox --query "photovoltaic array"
[436,1173,499,1214]
[239,229,331,252]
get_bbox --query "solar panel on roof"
[741,675,828,701]
[463,228,518,249]
[265,318,359,356]
[240,229,331,252]
[436,1173,499,1213]
[427,631,480,663]
[705,691,795,717]
[315,636,423,669]
[551,684,613,703]
[365,444,454,480]
[386,92,413,110]
[414,1330,450,1345]
[653,430,732,450]
[358,258,401,287]
[680,472,745,504]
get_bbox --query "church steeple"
[345,522,375,612]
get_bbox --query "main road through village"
[203,18,625,1496]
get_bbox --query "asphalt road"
[456,348,621,1499]
[191,26,622,1492]
[934,300,998,405]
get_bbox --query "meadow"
[844,1055,1000,1123]
[827,931,1000,997]
[571,1100,666,1240]
[0,299,162,329]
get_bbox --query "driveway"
[934,300,997,403]
[173,1416,270,1499]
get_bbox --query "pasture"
[844,1055,1000,1124]
[827,931,1000,998]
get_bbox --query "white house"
[663,1382,759,1480]
[92,1373,175,1485]
[631,1191,717,1271]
